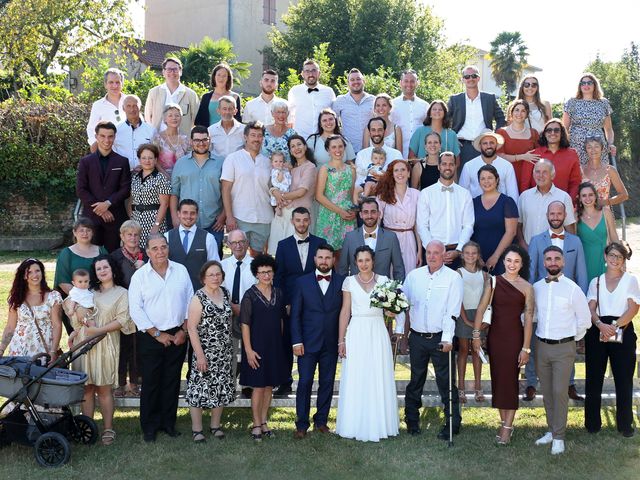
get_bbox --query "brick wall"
[3,194,75,235]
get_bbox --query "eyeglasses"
[463,74,479,80]
[523,82,538,88]
[544,127,562,134]
[229,240,247,247]
[580,80,594,86]
[192,138,210,143]
[607,252,625,261]
[164,67,180,73]
[205,272,223,278]
[256,270,273,276]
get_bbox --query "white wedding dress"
[336,275,399,442]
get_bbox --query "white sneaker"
[535,432,553,445]
[551,439,565,455]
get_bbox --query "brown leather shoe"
[568,384,585,401]
[314,424,330,434]
[293,430,307,439]
[522,386,536,401]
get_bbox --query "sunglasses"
[463,74,479,80]
[114,109,121,123]
[545,127,562,134]
[523,82,538,88]
[580,80,594,86]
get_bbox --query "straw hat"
[473,130,505,152]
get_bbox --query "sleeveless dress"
[527,103,546,134]
[336,275,399,442]
[583,166,612,203]
[456,269,485,339]
[577,215,608,282]
[487,276,525,410]
[416,160,440,190]
[186,288,236,408]
[497,128,540,193]
[315,165,356,249]
[7,291,62,357]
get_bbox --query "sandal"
[459,390,467,404]
[210,427,225,439]
[261,422,274,438]
[475,390,485,402]
[113,386,126,398]
[497,425,514,445]
[250,425,262,442]
[127,385,141,397]
[101,429,116,446]
[192,431,206,443]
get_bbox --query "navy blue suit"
[290,270,344,431]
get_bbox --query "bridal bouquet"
[369,279,409,326]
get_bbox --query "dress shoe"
[162,427,181,438]
[437,425,460,441]
[551,439,565,455]
[535,432,553,445]
[522,386,536,401]
[143,431,156,443]
[407,426,422,436]
[275,385,293,396]
[568,385,584,401]
[314,424,330,434]
[622,429,635,438]
[293,430,307,439]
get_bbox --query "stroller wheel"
[69,415,98,445]
[34,432,70,468]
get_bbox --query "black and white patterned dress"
[186,287,236,409]
[130,169,171,248]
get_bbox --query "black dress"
[418,160,440,190]
[239,285,288,388]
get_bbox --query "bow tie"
[364,232,377,239]
[317,274,331,282]
[307,87,319,93]
[551,233,565,239]
[545,277,559,283]
[441,185,454,192]
[297,237,310,244]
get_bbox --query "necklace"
[509,124,526,134]
[163,132,182,151]
[357,273,375,284]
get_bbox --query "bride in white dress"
[336,246,399,441]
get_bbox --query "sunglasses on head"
[463,74,479,80]
[580,80,594,86]
[523,82,538,88]
[545,127,562,134]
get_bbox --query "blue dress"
[471,193,518,275]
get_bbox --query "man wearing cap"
[459,130,519,203]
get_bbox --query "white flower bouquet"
[369,279,409,326]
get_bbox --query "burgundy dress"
[487,275,525,410]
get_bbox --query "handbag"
[481,275,496,326]
[596,276,625,343]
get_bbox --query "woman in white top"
[336,246,399,442]
[585,241,639,437]
[362,94,402,152]
[515,76,552,134]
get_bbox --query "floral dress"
[563,98,613,165]
[152,131,190,178]
[8,291,62,357]
[261,127,296,162]
[315,164,356,249]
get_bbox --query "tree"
[0,0,133,91]
[488,31,529,95]
[170,37,251,88]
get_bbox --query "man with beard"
[532,246,590,454]
[525,201,588,402]
[459,130,519,203]
[288,59,335,140]
[416,152,474,270]
[332,68,374,152]
[273,207,327,395]
[243,69,282,126]
[290,243,344,438]
[390,69,428,158]
[354,117,403,188]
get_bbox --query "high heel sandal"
[250,425,262,442]
[497,425,514,445]
[210,427,225,439]
[474,390,485,402]
[459,390,467,404]
[261,422,274,438]
[496,421,505,440]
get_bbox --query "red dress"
[487,275,525,410]
[497,128,540,193]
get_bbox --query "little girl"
[269,151,292,216]
[455,241,488,403]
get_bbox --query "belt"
[385,226,414,233]
[410,328,442,339]
[445,244,458,251]
[537,336,574,345]
[132,204,161,212]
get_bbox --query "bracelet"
[338,341,345,346]
[595,319,602,327]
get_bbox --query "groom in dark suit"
[290,243,344,438]
[338,198,405,281]
[274,206,327,395]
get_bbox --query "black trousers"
[118,331,140,386]
[137,327,187,435]
[281,313,293,388]
[459,140,477,171]
[404,332,461,428]
[585,318,637,433]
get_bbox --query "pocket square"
[111,167,122,171]
[195,248,205,251]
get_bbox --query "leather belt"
[410,328,442,339]
[385,226,414,232]
[132,204,161,211]
[537,336,574,345]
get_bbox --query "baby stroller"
[0,334,106,467]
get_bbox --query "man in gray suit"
[447,65,506,167]
[338,198,405,281]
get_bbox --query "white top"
[459,268,484,309]
[518,185,576,244]
[534,275,591,341]
[287,83,336,140]
[86,94,126,145]
[271,168,292,192]
[242,94,283,126]
[400,265,463,343]
[587,273,640,317]
[113,120,156,169]
[158,83,188,132]
[316,268,331,295]
[459,155,519,203]
[163,226,220,261]
[549,228,565,250]
[128,260,194,331]
[362,225,379,251]
[220,149,274,224]
[332,92,375,152]
[528,103,546,134]
[354,145,403,186]
[456,93,485,141]
[221,254,256,302]
[68,287,95,309]
[390,95,428,158]
[416,180,474,250]
[207,119,245,158]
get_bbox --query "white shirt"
[587,273,640,317]
[518,185,576,244]
[459,155,519,203]
[242,94,282,126]
[288,83,336,140]
[332,92,374,151]
[293,233,310,267]
[456,93,485,141]
[86,94,126,145]
[220,149,274,224]
[400,265,463,343]
[128,260,194,331]
[158,83,187,132]
[416,180,474,249]
[316,268,331,295]
[534,275,591,341]
[354,145,403,186]
[221,254,256,303]
[549,228,565,250]
[163,226,220,262]
[207,119,245,158]
[362,225,379,251]
[390,95,428,157]
[113,120,156,169]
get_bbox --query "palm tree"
[488,31,529,95]
[171,37,251,87]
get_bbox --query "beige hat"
[473,129,505,152]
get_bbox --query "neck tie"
[317,274,331,282]
[182,229,190,253]
[551,233,565,239]
[232,260,242,304]
[365,232,376,239]
[545,277,559,283]
[297,237,310,244]
[441,185,454,192]
[307,87,319,93]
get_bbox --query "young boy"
[354,147,386,203]
[269,151,292,216]
[63,269,96,348]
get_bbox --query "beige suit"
[144,84,199,136]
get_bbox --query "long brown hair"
[516,76,549,123]
[375,159,410,205]
[575,72,603,100]
[8,258,51,310]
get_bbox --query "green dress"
[315,165,356,249]
[577,215,607,282]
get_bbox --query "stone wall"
[2,194,75,239]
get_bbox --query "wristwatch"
[153,330,161,338]
[521,347,531,354]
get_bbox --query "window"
[263,0,276,25]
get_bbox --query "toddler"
[269,151,292,216]
[354,147,386,202]
[63,269,97,348]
